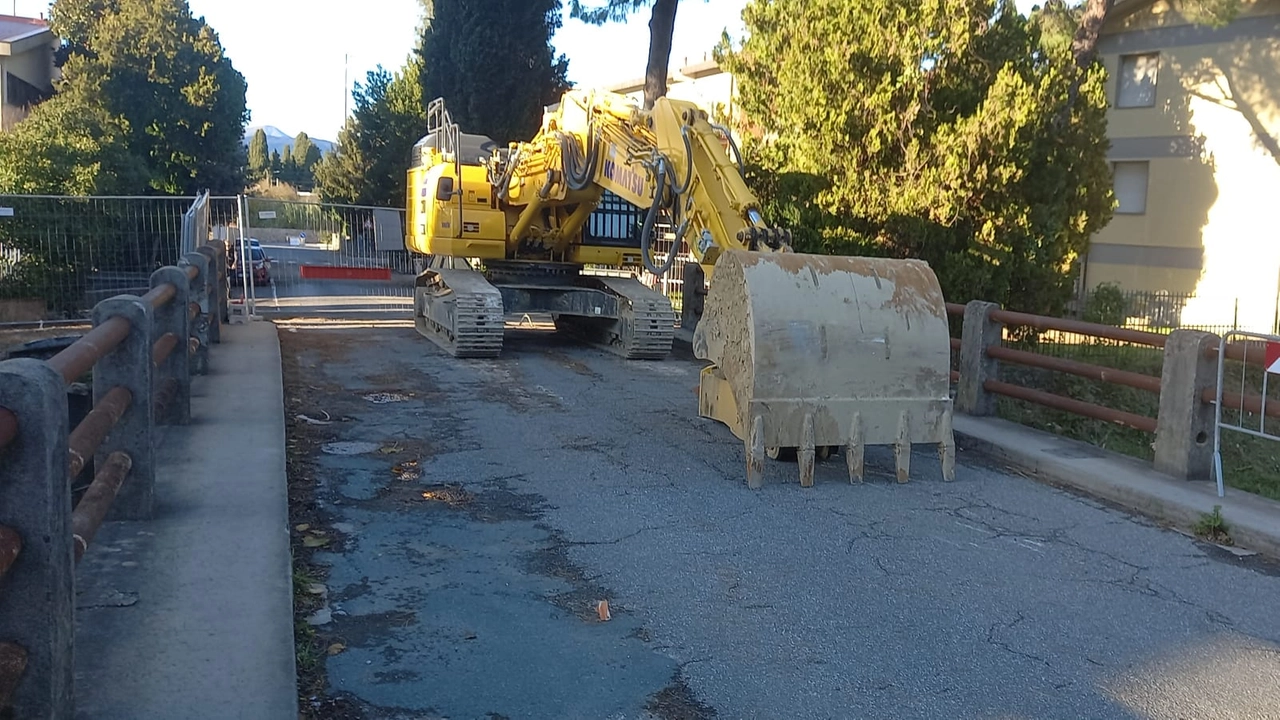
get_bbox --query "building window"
[1117,53,1159,108]
[1113,161,1149,214]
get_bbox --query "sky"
[8,0,1037,143]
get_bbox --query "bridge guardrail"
[0,230,228,718]
[948,300,1276,488]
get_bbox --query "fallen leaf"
[379,444,402,454]
[327,643,346,655]
[306,583,327,595]
[463,632,477,640]
[596,600,611,622]
[303,536,330,548]
[295,524,311,532]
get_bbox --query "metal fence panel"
[237,197,414,315]
[0,195,205,322]
[1212,330,1280,496]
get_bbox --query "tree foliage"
[247,128,271,181]
[0,0,247,195]
[45,0,250,194]
[0,89,147,194]
[293,132,322,175]
[419,0,571,143]
[315,59,428,206]
[719,0,1116,315]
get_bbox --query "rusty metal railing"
[0,230,229,717]
[950,298,1277,485]
[948,301,1164,432]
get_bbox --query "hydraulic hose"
[712,123,744,176]
[670,125,694,196]
[639,159,680,277]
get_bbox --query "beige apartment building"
[606,57,740,128]
[0,13,56,131]
[1088,0,1280,332]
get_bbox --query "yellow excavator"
[405,89,956,487]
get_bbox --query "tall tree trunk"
[643,0,679,110]
[1072,0,1116,69]
[1054,0,1115,129]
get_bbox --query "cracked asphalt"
[281,321,1280,720]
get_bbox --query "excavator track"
[414,267,505,358]
[555,276,675,360]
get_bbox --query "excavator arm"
[490,89,790,278]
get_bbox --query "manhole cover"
[364,392,410,404]
[321,441,382,455]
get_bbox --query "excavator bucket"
[692,249,956,488]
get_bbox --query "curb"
[953,415,1280,559]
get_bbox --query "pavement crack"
[985,611,1050,668]
[1205,610,1235,628]
[563,522,679,546]
[872,556,903,578]
[677,655,714,670]
[845,520,897,553]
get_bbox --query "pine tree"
[247,128,270,181]
[419,0,570,144]
[292,131,322,189]
[280,144,294,185]
[315,57,428,206]
[294,132,321,170]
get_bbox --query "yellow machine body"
[693,250,956,488]
[403,89,957,487]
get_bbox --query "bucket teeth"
[846,412,865,483]
[798,413,816,488]
[895,411,911,483]
[693,249,960,491]
[939,412,956,482]
[746,415,765,490]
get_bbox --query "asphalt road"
[281,322,1280,720]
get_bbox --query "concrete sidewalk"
[955,414,1280,558]
[72,321,296,719]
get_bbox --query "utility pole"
[343,53,349,119]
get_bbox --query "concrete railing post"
[956,301,1003,416]
[1153,330,1219,480]
[92,296,156,521]
[0,359,74,718]
[207,240,227,344]
[182,251,211,375]
[150,267,192,425]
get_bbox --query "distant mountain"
[243,125,336,156]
